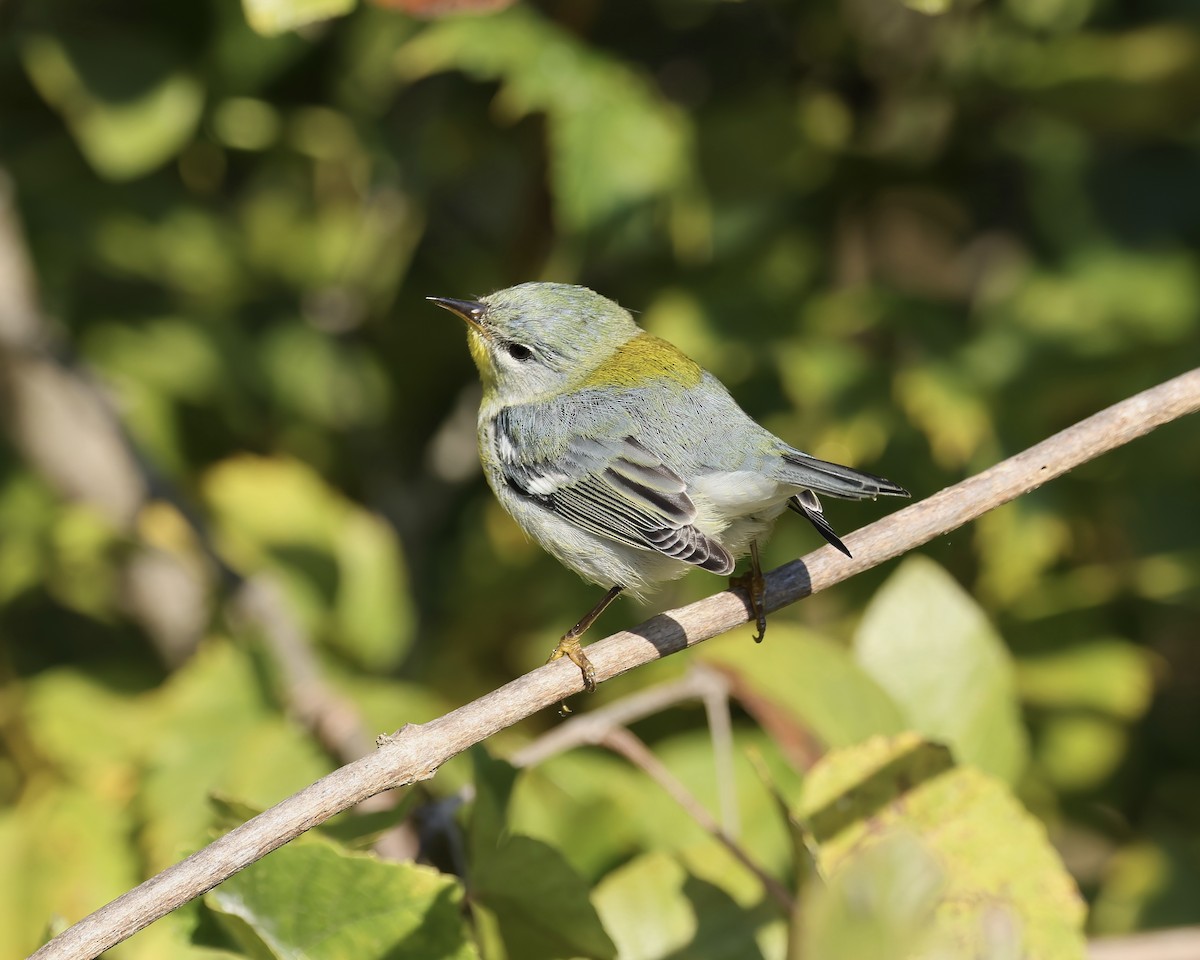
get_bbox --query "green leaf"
[469,746,519,861]
[797,733,1086,959]
[241,0,358,36]
[86,318,223,404]
[396,6,696,235]
[326,673,452,737]
[900,0,955,14]
[798,830,947,960]
[332,509,414,668]
[260,325,392,429]
[1031,714,1130,792]
[702,626,906,752]
[745,749,819,899]
[893,363,994,468]
[83,318,228,473]
[1091,837,1200,936]
[203,454,345,548]
[13,665,316,960]
[466,749,615,958]
[20,33,202,180]
[1,790,231,960]
[854,556,1028,783]
[653,726,803,883]
[140,642,333,870]
[0,786,137,959]
[1018,638,1155,719]
[92,209,245,303]
[205,835,477,959]
[512,726,806,895]
[23,666,156,783]
[509,750,672,880]
[467,901,508,960]
[0,474,63,603]
[973,503,1072,609]
[203,455,414,670]
[1008,248,1200,354]
[472,835,616,960]
[592,851,776,960]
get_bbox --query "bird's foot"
[732,542,767,642]
[548,634,597,693]
[546,585,622,714]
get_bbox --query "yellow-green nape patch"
[580,332,703,390]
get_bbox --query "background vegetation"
[1,0,1198,956]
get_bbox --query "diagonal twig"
[597,726,793,912]
[509,664,730,768]
[28,366,1200,960]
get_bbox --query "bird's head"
[430,282,640,406]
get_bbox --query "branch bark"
[28,366,1200,960]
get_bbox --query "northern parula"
[431,283,908,690]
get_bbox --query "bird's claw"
[548,634,597,692]
[732,545,767,642]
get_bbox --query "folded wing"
[498,424,735,575]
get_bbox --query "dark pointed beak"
[428,296,486,328]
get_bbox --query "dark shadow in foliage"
[1,585,165,681]
[471,834,617,960]
[805,739,956,843]
[384,884,474,960]
[664,875,774,960]
[1124,833,1200,931]
[190,898,242,954]
[268,544,340,606]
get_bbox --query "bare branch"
[27,367,1200,960]
[231,577,381,764]
[510,665,729,768]
[598,726,794,913]
[0,172,49,352]
[699,664,740,837]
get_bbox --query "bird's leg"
[548,585,624,693]
[732,541,768,642]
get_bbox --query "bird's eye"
[506,343,533,361]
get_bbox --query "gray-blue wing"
[494,408,734,575]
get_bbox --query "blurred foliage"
[2,0,1200,956]
[205,834,476,959]
[795,734,1084,958]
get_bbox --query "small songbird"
[431,283,908,691]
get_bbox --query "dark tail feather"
[788,491,853,558]
[780,451,910,502]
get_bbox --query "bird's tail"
[778,450,910,502]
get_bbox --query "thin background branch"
[597,726,794,912]
[27,365,1200,960]
[0,173,415,859]
[509,664,730,768]
[0,176,382,769]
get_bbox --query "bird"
[430,282,909,692]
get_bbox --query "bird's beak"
[428,296,486,330]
